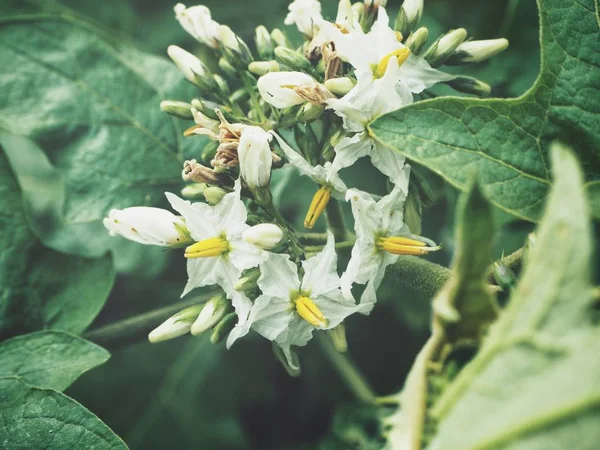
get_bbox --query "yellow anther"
[184,237,229,258]
[395,31,404,42]
[294,296,328,327]
[304,186,332,229]
[374,47,411,79]
[376,236,439,256]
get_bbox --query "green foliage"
[370,0,600,222]
[429,143,600,449]
[0,331,109,391]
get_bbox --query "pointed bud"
[424,28,468,66]
[218,25,253,67]
[324,77,355,96]
[203,186,228,205]
[493,262,516,290]
[238,127,273,190]
[174,3,220,48]
[405,26,429,55]
[181,183,208,199]
[218,56,237,78]
[210,312,238,344]
[248,60,280,76]
[447,38,510,65]
[351,2,365,20]
[327,323,348,353]
[167,45,212,88]
[191,294,229,336]
[271,28,293,49]
[242,224,283,249]
[272,342,301,377]
[395,0,423,36]
[190,99,220,119]
[160,100,194,120]
[255,25,274,59]
[148,304,204,343]
[274,46,312,72]
[297,103,324,122]
[104,207,191,247]
[445,76,491,97]
[234,268,261,292]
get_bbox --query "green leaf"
[0,377,127,449]
[0,331,109,391]
[0,150,115,339]
[0,0,195,261]
[429,143,600,449]
[370,0,600,221]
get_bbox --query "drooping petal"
[314,289,372,328]
[228,240,268,272]
[397,54,455,93]
[276,314,315,348]
[182,256,221,297]
[258,72,318,108]
[369,142,411,188]
[301,232,341,297]
[271,132,318,179]
[378,180,410,232]
[331,132,373,172]
[257,252,301,299]
[213,179,248,236]
[248,294,295,341]
[166,192,218,240]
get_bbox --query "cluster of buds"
[107,0,510,373]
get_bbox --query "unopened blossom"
[340,184,439,306]
[243,224,284,250]
[237,126,273,189]
[451,38,510,64]
[104,207,191,247]
[166,180,268,334]
[271,132,347,229]
[148,304,204,343]
[167,45,207,85]
[243,233,371,367]
[400,0,423,26]
[257,72,332,108]
[190,294,229,335]
[284,0,324,37]
[174,3,220,48]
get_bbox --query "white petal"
[398,54,455,93]
[238,126,273,189]
[315,289,371,329]
[276,314,315,348]
[174,3,220,48]
[301,231,340,297]
[182,256,221,297]
[257,72,317,108]
[249,294,295,341]
[370,142,411,187]
[271,132,318,179]
[331,132,373,173]
[257,252,301,299]
[166,193,218,240]
[228,240,268,272]
[213,179,247,236]
[378,179,410,232]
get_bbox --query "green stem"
[316,333,376,404]
[82,291,218,350]
[304,239,355,254]
[259,200,305,259]
[325,198,347,242]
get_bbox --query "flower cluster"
[106,0,507,371]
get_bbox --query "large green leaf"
[0,150,115,339]
[370,0,600,221]
[0,0,196,260]
[429,143,600,449]
[0,377,127,449]
[0,331,109,391]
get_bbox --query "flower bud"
[238,127,273,190]
[324,77,355,96]
[203,186,228,205]
[210,312,238,344]
[191,294,229,336]
[271,28,293,49]
[230,88,250,104]
[248,60,280,76]
[274,46,312,72]
[190,107,220,134]
[148,304,204,343]
[190,99,220,120]
[395,0,423,36]
[255,25,274,59]
[242,224,283,249]
[327,323,348,353]
[104,207,191,247]
[234,268,261,292]
[445,76,491,97]
[492,262,516,290]
[218,25,253,66]
[351,2,365,20]
[446,38,509,65]
[297,103,324,122]
[174,3,219,48]
[364,0,387,8]
[257,72,327,108]
[218,56,237,78]
[160,100,194,120]
[424,28,468,66]
[405,26,429,55]
[167,45,211,88]
[181,183,208,199]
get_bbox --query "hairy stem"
[316,333,376,404]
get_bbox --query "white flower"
[165,180,268,334]
[271,132,347,229]
[340,184,439,306]
[243,224,284,249]
[284,0,324,37]
[104,207,191,247]
[174,3,220,48]
[148,304,203,343]
[238,126,273,189]
[257,72,328,109]
[217,25,241,52]
[167,45,206,84]
[326,57,412,186]
[246,232,370,368]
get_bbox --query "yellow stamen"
[185,237,229,258]
[376,236,438,256]
[183,124,203,136]
[374,47,411,79]
[395,31,404,42]
[294,296,328,327]
[304,186,332,229]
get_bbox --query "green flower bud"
[405,27,429,55]
[148,304,204,343]
[446,38,510,65]
[255,25,274,59]
[160,100,194,120]
[270,28,293,49]
[248,60,280,76]
[424,28,468,66]
[218,56,238,78]
[210,312,238,344]
[181,183,209,199]
[445,76,491,97]
[234,268,261,292]
[203,186,228,205]
[327,323,348,353]
[213,74,229,95]
[191,294,229,336]
[493,262,516,290]
[297,103,324,122]
[274,46,312,72]
[324,77,355,96]
[230,88,250,103]
[191,98,219,119]
[395,0,423,37]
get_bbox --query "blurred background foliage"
[0,0,547,448]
